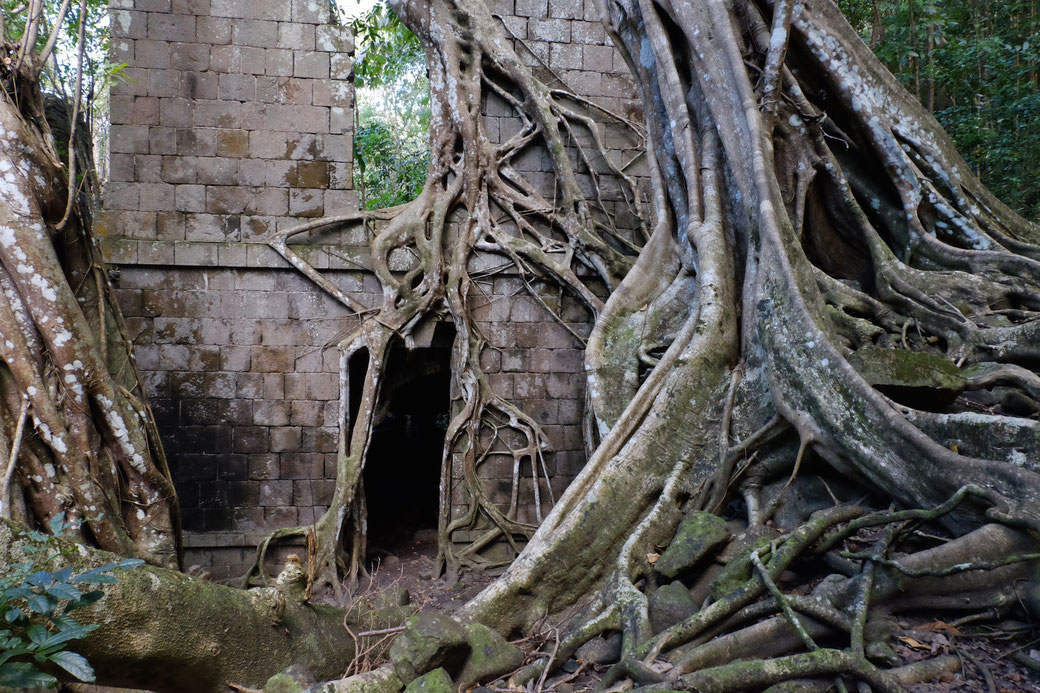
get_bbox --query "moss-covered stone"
[456,622,525,687]
[649,581,699,633]
[402,668,454,693]
[389,612,470,683]
[265,665,316,693]
[1020,579,1040,622]
[848,346,966,399]
[655,511,732,580]
[707,534,774,603]
[575,633,622,665]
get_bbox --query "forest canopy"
[350,4,431,209]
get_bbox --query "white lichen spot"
[29,274,58,302]
[36,421,68,454]
[0,174,32,216]
[113,10,131,33]
[96,394,149,474]
[54,328,74,347]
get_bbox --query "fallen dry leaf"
[899,636,930,651]
[647,552,660,564]
[917,620,964,636]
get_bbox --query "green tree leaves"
[838,0,1040,220]
[0,514,142,689]
[350,3,431,209]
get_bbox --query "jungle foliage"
[0,514,141,689]
[350,4,431,209]
[838,0,1040,220]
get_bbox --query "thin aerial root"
[750,550,824,656]
[657,649,901,693]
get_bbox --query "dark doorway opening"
[361,324,455,556]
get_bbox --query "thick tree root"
[491,491,1039,691]
[0,519,357,692]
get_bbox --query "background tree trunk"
[1,50,180,566]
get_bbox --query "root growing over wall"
[0,46,179,568]
[243,0,1040,687]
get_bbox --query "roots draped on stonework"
[3,0,1040,687]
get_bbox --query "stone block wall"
[491,0,640,117]
[106,247,593,577]
[110,252,366,579]
[102,0,641,576]
[103,0,357,243]
[102,0,360,574]
[111,258,364,535]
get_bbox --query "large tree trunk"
[0,519,356,693]
[0,50,180,567]
[5,0,1040,688]
[256,0,1040,687]
[463,0,1040,623]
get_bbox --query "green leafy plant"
[356,118,430,209]
[0,514,142,689]
[350,3,431,210]
[350,4,427,90]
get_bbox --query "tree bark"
[0,519,356,693]
[0,55,179,567]
[6,0,1040,688]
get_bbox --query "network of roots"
[3,0,1039,688]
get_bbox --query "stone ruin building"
[101,0,643,578]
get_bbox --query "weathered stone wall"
[107,249,594,578]
[102,0,640,577]
[104,0,356,241]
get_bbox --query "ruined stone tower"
[102,0,641,576]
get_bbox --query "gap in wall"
[360,323,455,557]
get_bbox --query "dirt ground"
[354,529,1040,692]
[898,619,1040,693]
[358,528,500,613]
